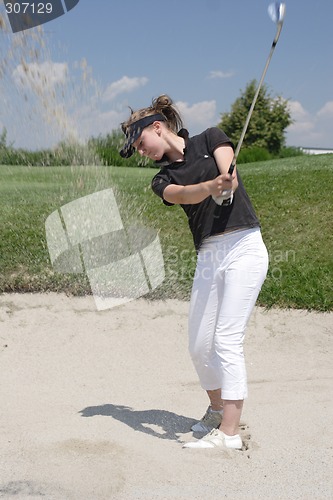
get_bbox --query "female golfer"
[120,95,268,449]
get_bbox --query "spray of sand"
[0,10,102,161]
[0,11,174,302]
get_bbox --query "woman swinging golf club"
[119,1,285,450]
[120,95,269,449]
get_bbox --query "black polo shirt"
[151,127,260,251]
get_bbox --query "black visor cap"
[119,114,166,158]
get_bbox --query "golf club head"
[268,2,286,25]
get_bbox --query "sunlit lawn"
[0,154,332,310]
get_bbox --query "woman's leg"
[188,242,221,392]
[220,400,243,435]
[188,242,225,433]
[207,389,223,411]
[185,229,268,448]
[214,229,268,435]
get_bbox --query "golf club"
[213,2,286,206]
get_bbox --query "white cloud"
[207,70,235,80]
[317,101,333,118]
[287,101,313,133]
[12,61,68,91]
[73,103,127,140]
[103,76,148,102]
[176,100,218,133]
[286,100,333,148]
[287,101,309,121]
[8,69,148,147]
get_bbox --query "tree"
[88,130,154,168]
[218,80,293,155]
[0,127,8,149]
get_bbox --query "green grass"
[0,155,332,310]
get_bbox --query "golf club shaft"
[228,22,283,176]
[213,4,285,206]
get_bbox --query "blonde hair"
[121,94,183,135]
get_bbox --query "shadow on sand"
[79,404,195,442]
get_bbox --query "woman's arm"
[213,144,238,192]
[162,144,237,205]
[163,174,231,205]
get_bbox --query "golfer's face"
[133,126,164,161]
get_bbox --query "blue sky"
[0,0,332,150]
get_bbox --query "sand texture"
[0,293,332,499]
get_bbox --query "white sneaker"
[191,406,223,433]
[183,428,242,450]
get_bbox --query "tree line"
[0,81,303,167]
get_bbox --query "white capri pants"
[188,227,269,400]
